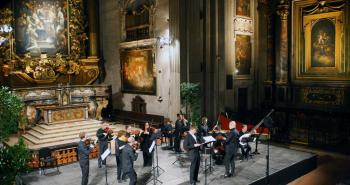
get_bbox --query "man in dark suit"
[115,131,128,183]
[162,121,174,147]
[224,121,239,177]
[174,113,184,153]
[198,116,209,138]
[77,132,93,185]
[184,126,201,185]
[96,122,113,168]
[121,137,139,185]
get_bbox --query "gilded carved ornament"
[0,0,87,82]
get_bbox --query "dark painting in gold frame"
[236,0,250,17]
[235,34,251,76]
[14,0,69,56]
[292,0,348,81]
[120,48,156,94]
[303,11,342,74]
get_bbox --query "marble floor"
[21,142,314,185]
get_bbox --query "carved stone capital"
[277,4,290,20]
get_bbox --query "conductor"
[224,121,239,178]
[184,125,201,185]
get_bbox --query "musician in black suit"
[162,121,174,147]
[115,130,128,183]
[96,122,113,168]
[77,132,93,185]
[121,136,139,185]
[174,113,184,153]
[224,121,239,177]
[239,124,252,160]
[139,122,156,167]
[184,125,201,185]
[198,116,209,138]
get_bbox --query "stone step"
[22,131,97,145]
[37,120,102,130]
[27,126,100,140]
[32,123,100,135]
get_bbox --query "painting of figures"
[235,34,251,76]
[121,48,156,94]
[15,0,68,56]
[236,0,250,17]
[311,19,335,67]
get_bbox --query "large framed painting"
[235,34,252,76]
[304,11,342,73]
[120,48,156,94]
[293,0,348,80]
[236,0,250,17]
[14,0,69,56]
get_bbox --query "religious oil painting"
[121,48,156,94]
[311,19,335,67]
[236,0,250,17]
[235,35,251,76]
[14,0,69,56]
[303,11,343,74]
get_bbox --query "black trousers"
[125,170,137,185]
[98,141,108,166]
[224,150,236,175]
[143,150,153,167]
[189,151,200,184]
[116,155,123,180]
[239,144,251,158]
[79,160,89,185]
[174,134,181,152]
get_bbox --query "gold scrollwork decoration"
[0,0,88,83]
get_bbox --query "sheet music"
[203,136,216,143]
[101,148,111,160]
[149,141,155,153]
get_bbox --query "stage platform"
[20,142,316,185]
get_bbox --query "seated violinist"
[239,125,252,160]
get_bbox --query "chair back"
[39,147,52,159]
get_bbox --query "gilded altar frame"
[292,0,348,81]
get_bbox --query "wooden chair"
[38,147,59,175]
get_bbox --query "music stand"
[101,149,111,185]
[147,138,164,185]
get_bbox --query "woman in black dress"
[139,122,156,167]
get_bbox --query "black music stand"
[147,138,164,185]
[263,116,274,185]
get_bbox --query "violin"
[104,127,114,135]
[84,138,95,147]
[132,141,140,151]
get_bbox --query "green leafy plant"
[0,86,23,142]
[180,82,201,125]
[0,137,31,185]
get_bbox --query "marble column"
[87,0,99,57]
[169,0,181,121]
[277,1,289,83]
[258,0,275,82]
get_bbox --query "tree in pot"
[0,86,23,142]
[180,82,201,125]
[0,86,30,184]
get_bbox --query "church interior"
[0,0,350,185]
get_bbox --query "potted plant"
[180,82,201,125]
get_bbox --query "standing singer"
[184,126,201,185]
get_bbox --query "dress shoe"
[195,180,200,183]
[224,173,232,178]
